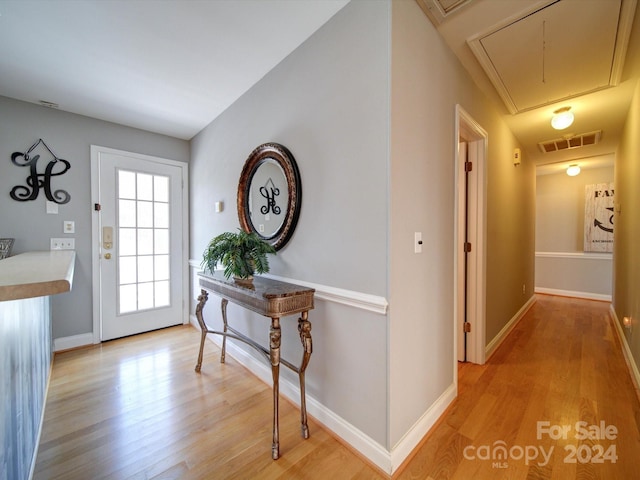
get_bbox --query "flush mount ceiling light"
[551,107,574,130]
[566,164,581,176]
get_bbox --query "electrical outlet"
[50,237,75,250]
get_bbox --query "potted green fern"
[201,229,276,285]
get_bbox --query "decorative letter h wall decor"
[10,138,71,204]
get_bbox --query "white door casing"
[457,140,468,362]
[454,105,487,367]
[91,146,189,342]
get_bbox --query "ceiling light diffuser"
[551,107,574,130]
[566,164,581,176]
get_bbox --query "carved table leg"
[194,290,209,373]
[270,318,282,460]
[298,311,312,439]
[220,298,228,364]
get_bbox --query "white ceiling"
[419,0,640,171]
[0,0,349,140]
[1,0,638,174]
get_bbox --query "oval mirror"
[237,143,301,250]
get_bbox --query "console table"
[195,271,315,459]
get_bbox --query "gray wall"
[190,1,390,446]
[389,0,535,446]
[536,164,614,252]
[535,164,614,298]
[0,96,189,339]
[614,78,640,381]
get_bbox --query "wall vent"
[38,100,59,109]
[538,131,602,153]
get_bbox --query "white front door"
[91,146,188,341]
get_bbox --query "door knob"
[104,253,112,260]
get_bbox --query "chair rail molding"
[188,260,388,315]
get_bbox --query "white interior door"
[92,146,187,341]
[457,141,468,362]
[455,105,487,366]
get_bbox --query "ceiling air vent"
[538,131,602,153]
[417,0,472,25]
[437,0,471,14]
[38,100,59,109]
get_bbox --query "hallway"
[398,294,640,479]
[34,295,640,479]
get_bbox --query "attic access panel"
[468,0,629,113]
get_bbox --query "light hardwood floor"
[35,295,640,479]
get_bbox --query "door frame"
[90,145,189,344]
[454,105,487,366]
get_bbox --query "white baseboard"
[609,306,640,398]
[189,315,395,474]
[535,287,611,302]
[389,382,457,473]
[535,251,612,260]
[53,333,94,352]
[485,295,536,360]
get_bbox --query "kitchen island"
[0,251,76,480]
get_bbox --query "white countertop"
[0,251,76,301]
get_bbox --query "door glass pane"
[154,229,169,255]
[119,256,137,284]
[119,228,137,256]
[138,256,154,283]
[138,229,154,255]
[117,169,172,314]
[138,282,154,310]
[154,203,169,229]
[154,176,169,202]
[120,284,137,313]
[119,200,136,227]
[137,173,153,201]
[155,255,169,281]
[155,281,170,307]
[137,201,153,228]
[119,170,136,199]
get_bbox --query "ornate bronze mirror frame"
[237,143,301,250]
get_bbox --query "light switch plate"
[46,200,59,214]
[415,232,423,253]
[63,220,75,233]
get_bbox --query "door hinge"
[464,242,472,253]
[463,322,471,333]
[465,161,473,172]
[94,203,101,211]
